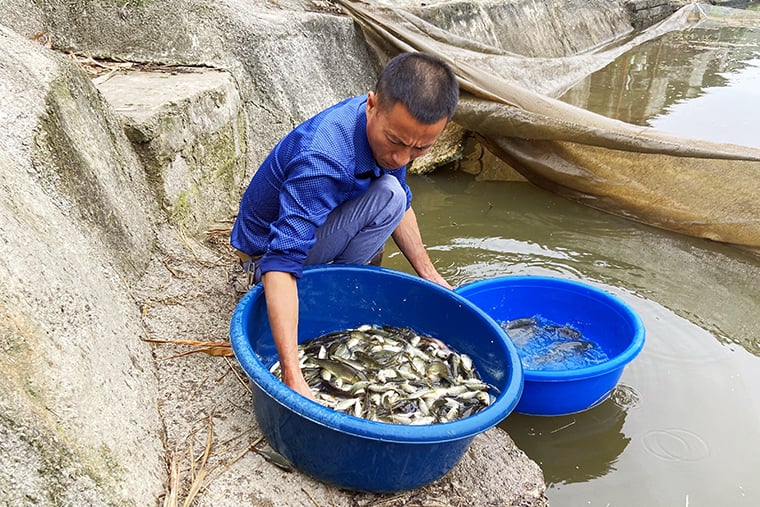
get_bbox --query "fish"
[502,317,539,346]
[253,443,294,472]
[270,324,494,424]
[501,315,609,370]
[529,340,596,368]
[502,316,582,344]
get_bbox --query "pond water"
[384,171,760,506]
[560,17,760,150]
[381,21,760,504]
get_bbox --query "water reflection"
[391,171,759,356]
[560,24,760,148]
[501,395,631,485]
[383,171,760,506]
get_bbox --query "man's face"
[365,91,448,170]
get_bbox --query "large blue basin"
[230,265,523,492]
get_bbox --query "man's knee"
[374,175,406,220]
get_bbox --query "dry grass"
[163,414,255,507]
[163,416,216,507]
[142,337,233,360]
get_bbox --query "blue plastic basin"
[455,276,645,416]
[230,265,524,493]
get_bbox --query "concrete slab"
[97,69,249,234]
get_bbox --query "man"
[231,52,459,399]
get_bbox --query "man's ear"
[366,91,377,113]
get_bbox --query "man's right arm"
[392,207,452,289]
[261,270,315,400]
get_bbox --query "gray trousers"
[247,174,406,283]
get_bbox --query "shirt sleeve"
[258,152,350,277]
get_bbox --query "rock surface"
[396,0,636,58]
[96,68,249,236]
[0,24,165,506]
[624,0,679,29]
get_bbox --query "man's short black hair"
[374,52,459,124]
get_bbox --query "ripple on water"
[642,428,710,462]
[635,303,727,366]
[610,383,640,410]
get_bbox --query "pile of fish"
[270,324,494,425]
[501,316,609,370]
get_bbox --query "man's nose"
[390,147,413,167]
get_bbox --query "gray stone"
[0,25,165,507]
[96,69,249,235]
[396,0,636,58]
[624,0,679,29]
[0,0,382,179]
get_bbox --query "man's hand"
[282,367,316,400]
[262,270,317,401]
[426,271,453,290]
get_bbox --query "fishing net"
[337,0,760,250]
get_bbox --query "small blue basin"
[456,275,645,416]
[230,265,524,492]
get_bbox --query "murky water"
[383,17,760,506]
[383,171,760,506]
[560,18,760,149]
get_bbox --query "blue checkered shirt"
[231,95,413,278]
